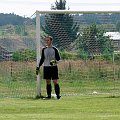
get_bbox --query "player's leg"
[53,80,61,99]
[46,80,52,98]
[52,66,61,99]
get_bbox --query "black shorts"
[43,66,59,80]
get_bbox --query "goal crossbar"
[36,10,120,14]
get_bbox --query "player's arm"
[36,48,45,75]
[53,47,60,61]
[38,48,45,68]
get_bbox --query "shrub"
[12,49,36,61]
[60,50,77,60]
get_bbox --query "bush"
[77,49,88,60]
[60,50,77,60]
[12,49,36,61]
[114,53,120,64]
[115,53,120,60]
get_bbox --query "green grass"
[0,95,120,120]
[0,76,120,98]
[0,61,120,119]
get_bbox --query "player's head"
[45,36,53,47]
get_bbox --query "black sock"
[55,84,60,97]
[47,84,52,98]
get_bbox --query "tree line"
[0,12,120,27]
[0,13,31,26]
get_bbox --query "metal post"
[113,52,115,80]
[36,11,41,97]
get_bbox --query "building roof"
[105,32,120,40]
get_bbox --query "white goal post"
[36,11,41,97]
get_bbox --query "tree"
[51,0,66,10]
[116,21,120,32]
[15,25,28,36]
[0,13,25,26]
[77,24,113,59]
[12,49,36,61]
[41,0,79,50]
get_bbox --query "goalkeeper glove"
[50,60,57,66]
[36,67,40,75]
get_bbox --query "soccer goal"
[0,10,120,98]
[36,10,120,97]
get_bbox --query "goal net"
[0,10,120,98]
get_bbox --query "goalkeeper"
[36,36,61,99]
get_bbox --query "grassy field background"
[0,60,120,120]
[0,60,120,98]
[0,95,120,120]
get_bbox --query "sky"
[0,0,120,17]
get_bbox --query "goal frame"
[35,10,120,97]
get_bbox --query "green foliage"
[12,49,36,61]
[0,13,120,28]
[114,53,120,64]
[102,50,113,61]
[41,0,79,49]
[0,13,25,26]
[60,50,77,59]
[42,14,79,49]
[15,25,28,36]
[15,25,21,35]
[77,24,113,60]
[77,49,88,60]
[51,0,66,10]
[116,21,120,32]
[115,53,120,60]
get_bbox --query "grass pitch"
[0,95,120,120]
[0,60,120,119]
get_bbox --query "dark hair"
[46,36,53,41]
